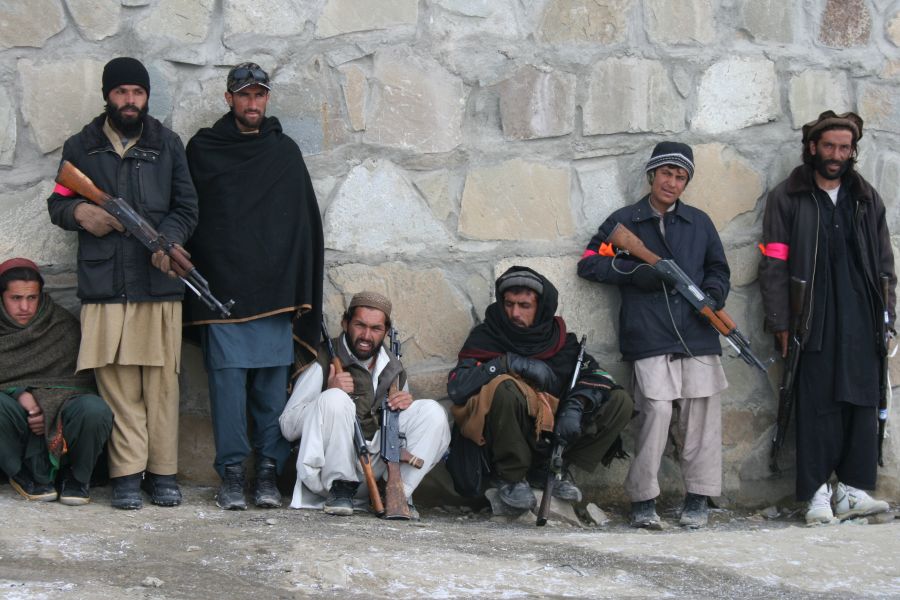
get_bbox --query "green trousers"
[484,380,632,482]
[0,392,112,485]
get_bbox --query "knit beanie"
[102,57,150,98]
[645,141,695,181]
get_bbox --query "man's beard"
[814,153,851,181]
[233,109,264,132]
[348,332,380,361]
[105,102,148,137]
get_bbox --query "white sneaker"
[805,483,834,524]
[833,482,890,520]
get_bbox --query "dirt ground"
[0,484,898,599]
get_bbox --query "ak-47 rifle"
[770,276,807,473]
[536,335,586,527]
[380,327,424,520]
[606,223,768,372]
[55,160,234,318]
[879,275,891,467]
[320,318,385,516]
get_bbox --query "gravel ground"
[0,484,897,599]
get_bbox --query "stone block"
[458,159,573,241]
[537,0,632,45]
[740,0,793,43]
[338,64,367,132]
[494,257,620,356]
[267,81,332,156]
[328,262,474,365]
[788,70,851,129]
[324,160,453,256]
[316,0,417,38]
[171,72,229,144]
[722,409,772,447]
[644,0,715,45]
[0,0,65,49]
[19,58,106,153]
[889,12,900,47]
[583,58,685,135]
[65,0,120,41]
[725,243,761,288]
[0,183,77,267]
[575,158,628,239]
[859,81,900,134]
[364,49,466,154]
[497,66,575,140]
[413,170,453,221]
[136,0,214,43]
[224,0,310,39]
[177,413,217,485]
[430,0,521,41]
[818,0,871,48]
[682,143,763,231]
[407,368,453,403]
[692,58,778,134]
[0,86,14,166]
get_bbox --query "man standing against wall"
[759,111,893,524]
[578,142,730,529]
[185,63,324,510]
[48,57,198,510]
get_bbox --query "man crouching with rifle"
[279,292,450,519]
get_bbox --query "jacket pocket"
[77,234,119,300]
[148,262,185,297]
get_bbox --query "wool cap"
[348,291,392,319]
[227,62,271,93]
[102,57,150,98]
[0,257,40,279]
[802,110,863,145]
[497,268,544,297]
[645,141,695,181]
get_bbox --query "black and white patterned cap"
[645,141,695,181]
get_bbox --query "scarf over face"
[184,113,324,354]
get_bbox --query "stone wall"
[2,0,900,506]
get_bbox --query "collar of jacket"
[630,194,693,225]
[81,113,165,154]
[784,164,873,203]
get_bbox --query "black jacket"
[578,195,730,361]
[47,114,198,303]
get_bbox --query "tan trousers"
[95,363,179,478]
[624,355,725,502]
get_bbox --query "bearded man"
[447,267,632,512]
[759,110,894,524]
[185,62,324,510]
[47,57,198,510]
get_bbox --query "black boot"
[10,466,57,502]
[679,493,709,529]
[254,457,282,508]
[142,473,183,507]
[323,480,359,516]
[216,463,247,510]
[111,473,143,510]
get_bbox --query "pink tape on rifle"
[53,183,76,197]
[759,242,789,261]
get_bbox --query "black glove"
[505,353,558,392]
[554,399,584,446]
[631,265,669,292]
[704,288,725,311]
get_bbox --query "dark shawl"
[0,294,95,459]
[184,113,324,354]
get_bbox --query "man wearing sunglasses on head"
[184,63,324,511]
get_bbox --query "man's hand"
[555,399,584,446]
[17,392,45,436]
[387,389,414,411]
[73,202,124,237]
[151,250,177,278]
[506,353,558,392]
[327,363,354,393]
[774,331,788,358]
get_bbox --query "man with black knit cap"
[48,57,198,510]
[578,142,730,529]
[760,111,893,524]
[447,267,632,512]
[185,62,324,510]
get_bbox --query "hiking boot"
[254,457,282,508]
[679,493,709,529]
[805,482,834,524]
[323,480,358,516]
[10,468,57,502]
[630,498,661,528]
[216,463,247,511]
[142,472,182,507]
[497,480,536,510]
[111,473,143,510]
[58,472,90,506]
[833,482,889,520]
[527,467,583,503]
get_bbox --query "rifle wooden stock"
[879,275,890,467]
[320,320,385,516]
[56,160,113,205]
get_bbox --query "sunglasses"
[229,67,268,83]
